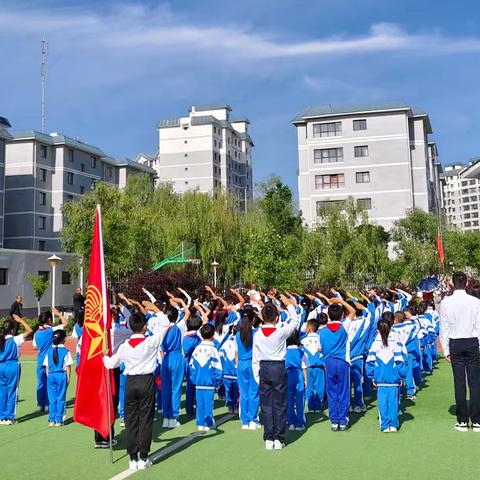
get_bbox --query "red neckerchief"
[326,321,342,332]
[128,337,146,348]
[261,325,277,337]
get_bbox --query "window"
[38,270,49,281]
[90,156,97,169]
[0,268,8,285]
[61,271,71,285]
[184,153,188,157]
[354,145,369,157]
[106,166,113,178]
[353,119,367,131]
[91,180,96,190]
[315,174,345,190]
[40,168,47,182]
[80,163,85,172]
[80,186,85,194]
[39,192,47,205]
[67,195,74,201]
[38,216,46,230]
[184,167,188,171]
[356,171,370,183]
[184,140,188,144]
[38,241,45,251]
[316,200,345,214]
[67,172,74,185]
[313,122,342,138]
[67,149,74,162]
[40,144,48,158]
[214,140,217,147]
[314,148,343,164]
[357,198,372,210]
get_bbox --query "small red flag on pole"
[73,205,113,439]
[437,227,445,264]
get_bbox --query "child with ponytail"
[366,312,408,432]
[43,329,73,426]
[0,315,32,425]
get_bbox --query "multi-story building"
[143,105,253,209]
[293,103,443,230]
[443,161,480,232]
[4,130,156,251]
[0,116,11,247]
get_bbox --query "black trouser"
[259,360,287,443]
[125,374,155,460]
[450,338,480,424]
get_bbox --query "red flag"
[73,205,113,438]
[437,227,445,264]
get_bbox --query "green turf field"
[2,359,479,480]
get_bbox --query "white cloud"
[1,4,480,60]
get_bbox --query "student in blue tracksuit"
[404,305,423,395]
[318,297,356,431]
[189,323,223,431]
[235,309,260,430]
[286,330,308,431]
[183,314,203,416]
[366,316,408,432]
[33,308,68,412]
[162,300,190,428]
[301,317,325,413]
[43,330,73,426]
[219,326,239,414]
[71,311,84,376]
[417,302,434,374]
[0,315,32,425]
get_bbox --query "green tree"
[28,273,49,316]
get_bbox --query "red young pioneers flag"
[73,205,113,438]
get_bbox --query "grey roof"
[444,162,466,168]
[8,130,107,157]
[230,116,250,124]
[0,116,11,128]
[188,104,232,113]
[239,132,254,146]
[191,115,222,127]
[111,157,157,175]
[156,118,181,129]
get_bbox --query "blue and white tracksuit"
[161,324,184,420]
[418,314,435,374]
[219,334,238,407]
[43,345,73,423]
[235,331,259,426]
[318,319,352,427]
[285,346,308,428]
[301,332,325,411]
[0,334,23,421]
[189,341,223,427]
[366,332,407,431]
[72,323,83,374]
[33,325,64,409]
[183,330,201,415]
[427,308,440,362]
[349,312,372,408]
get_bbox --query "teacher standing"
[439,272,480,432]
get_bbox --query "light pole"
[211,260,219,289]
[48,254,62,307]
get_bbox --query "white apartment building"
[293,103,443,230]
[443,161,480,232]
[0,116,11,248]
[142,105,253,210]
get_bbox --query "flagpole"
[105,330,114,464]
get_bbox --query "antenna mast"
[41,36,48,133]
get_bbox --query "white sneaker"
[472,423,480,432]
[168,419,181,428]
[242,424,250,430]
[162,418,170,428]
[389,427,398,432]
[198,426,205,432]
[273,440,284,450]
[382,428,390,433]
[265,440,274,450]
[455,422,468,432]
[248,421,259,430]
[128,460,138,471]
[0,420,5,426]
[353,406,363,414]
[203,426,210,432]
[295,426,305,431]
[137,459,152,470]
[288,424,295,431]
[120,419,125,427]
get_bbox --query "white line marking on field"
[108,413,235,480]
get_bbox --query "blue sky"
[2,0,480,195]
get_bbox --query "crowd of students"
[0,283,441,471]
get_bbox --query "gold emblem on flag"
[84,284,105,360]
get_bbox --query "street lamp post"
[211,260,219,289]
[48,254,62,307]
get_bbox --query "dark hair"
[166,305,179,323]
[286,330,301,347]
[378,318,391,347]
[39,311,53,325]
[381,311,394,327]
[186,315,202,332]
[328,304,344,321]
[348,299,364,318]
[317,312,328,326]
[0,319,17,352]
[453,272,467,290]
[262,303,278,324]
[394,311,405,324]
[306,319,319,332]
[214,309,227,335]
[417,302,428,315]
[129,312,147,333]
[52,330,67,365]
[406,303,418,316]
[239,309,256,348]
[200,323,215,340]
